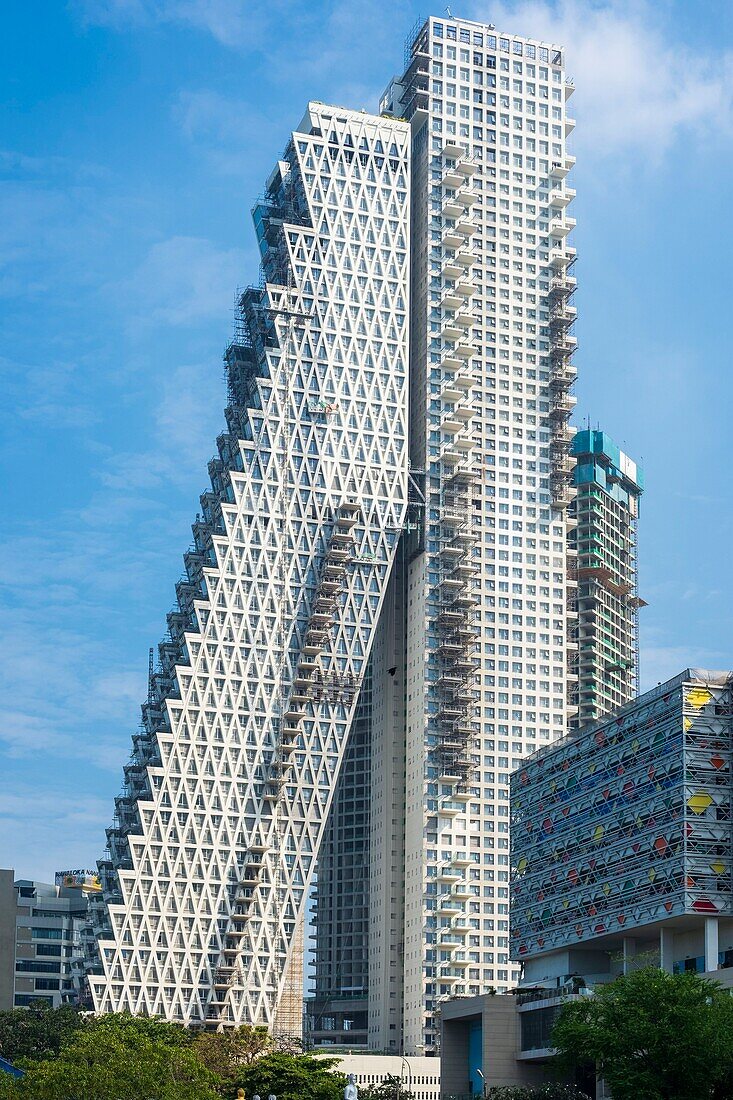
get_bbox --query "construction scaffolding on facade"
[568,429,644,729]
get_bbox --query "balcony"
[441,412,464,435]
[325,545,350,563]
[438,799,465,817]
[550,218,572,241]
[437,893,465,913]
[438,863,463,882]
[443,165,464,189]
[442,224,465,250]
[442,253,468,279]
[443,195,465,220]
[441,287,463,311]
[453,339,475,359]
[441,349,464,373]
[549,393,577,418]
[441,380,465,403]
[549,189,571,210]
[442,313,471,341]
[550,155,576,179]
[438,932,464,949]
[441,139,467,159]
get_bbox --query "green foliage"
[552,967,733,1100]
[358,1073,415,1100]
[239,1051,346,1100]
[194,1024,273,1087]
[0,1012,217,1100]
[0,1003,86,1063]
[89,1010,193,1048]
[0,1013,343,1100]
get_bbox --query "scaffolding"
[547,264,578,512]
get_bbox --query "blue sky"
[1,0,732,880]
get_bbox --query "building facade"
[440,671,733,1093]
[315,14,578,1056]
[0,871,93,1010]
[316,1053,441,1100]
[503,669,732,1084]
[87,103,412,1030]
[511,669,733,965]
[569,429,644,728]
[90,12,581,1045]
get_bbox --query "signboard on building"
[55,870,102,892]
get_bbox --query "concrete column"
[705,917,719,974]
[660,927,675,973]
[622,937,636,976]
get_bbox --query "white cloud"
[0,784,112,880]
[639,642,730,693]
[173,90,277,177]
[114,235,245,330]
[73,0,272,47]
[470,0,733,157]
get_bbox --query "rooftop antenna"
[446,5,452,15]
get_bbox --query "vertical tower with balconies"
[365,15,578,1055]
[568,429,644,726]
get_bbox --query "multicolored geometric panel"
[510,671,733,959]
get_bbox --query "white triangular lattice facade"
[86,103,411,1029]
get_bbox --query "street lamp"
[400,1056,413,1098]
[476,1067,487,1099]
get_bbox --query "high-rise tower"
[313,15,578,1056]
[568,429,644,727]
[86,103,411,1031]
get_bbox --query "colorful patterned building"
[511,670,733,964]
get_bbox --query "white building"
[88,13,578,1050]
[320,1053,441,1100]
[87,102,411,1032]
[314,15,577,1056]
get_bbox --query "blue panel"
[468,1017,483,1097]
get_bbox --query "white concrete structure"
[319,1053,441,1100]
[315,15,578,1056]
[87,103,411,1031]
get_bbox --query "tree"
[0,1004,86,1063]
[194,1024,273,1088]
[552,967,733,1100]
[0,1012,218,1100]
[358,1074,415,1100]
[239,1051,346,1100]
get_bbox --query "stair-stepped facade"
[86,102,411,1030]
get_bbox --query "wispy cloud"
[73,0,279,47]
[0,783,113,878]
[471,0,733,158]
[112,234,245,331]
[640,631,730,693]
[173,90,276,177]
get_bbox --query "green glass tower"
[568,429,644,728]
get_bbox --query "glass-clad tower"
[85,103,411,1031]
[313,15,579,1055]
[569,429,644,727]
